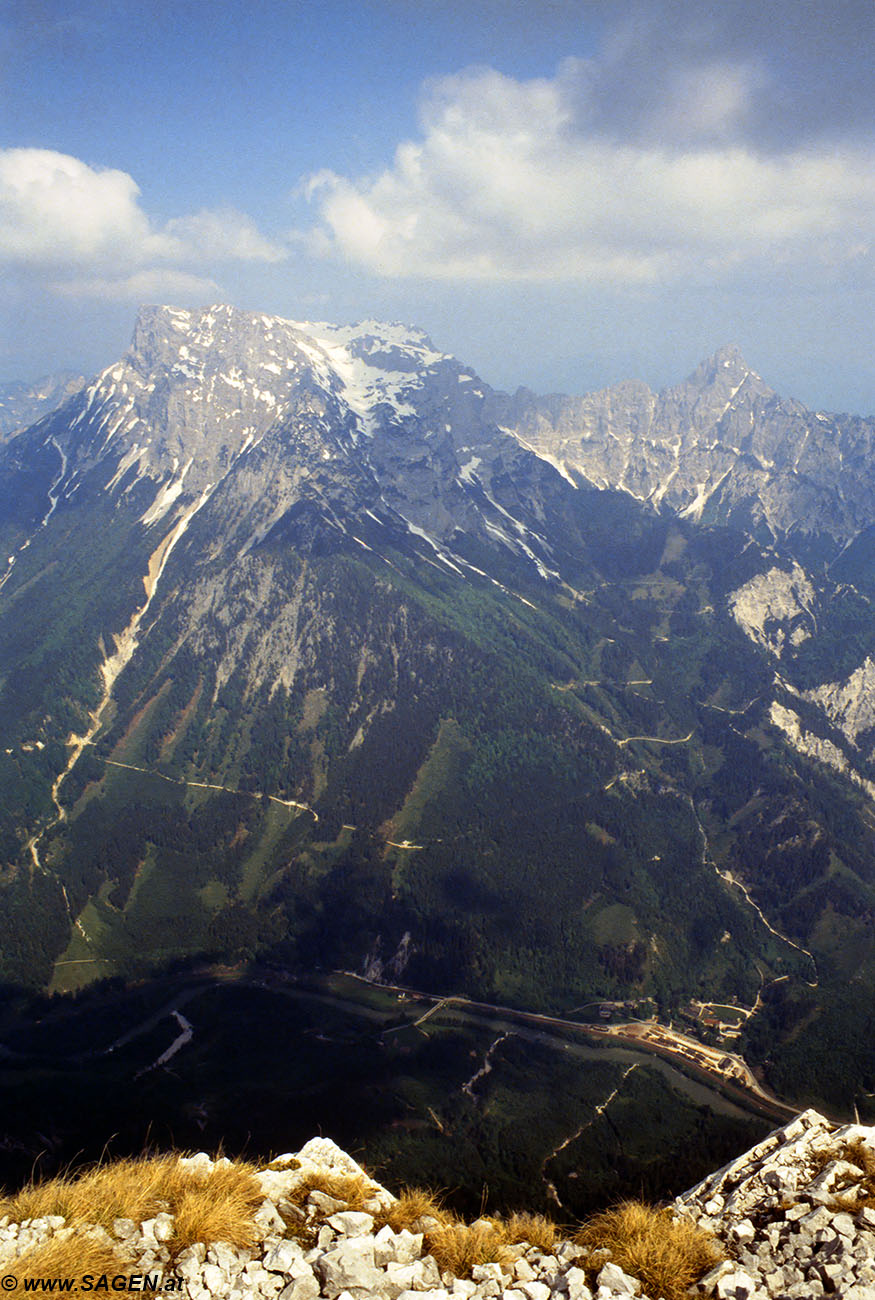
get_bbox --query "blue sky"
[2,0,874,413]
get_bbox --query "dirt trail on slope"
[541,1064,639,1208]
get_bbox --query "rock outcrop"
[676,1108,875,1299]
[3,1112,875,1299]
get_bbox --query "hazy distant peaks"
[0,370,87,442]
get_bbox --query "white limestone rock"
[327,1210,376,1237]
[595,1260,639,1294]
[316,1236,386,1297]
[263,1238,308,1273]
[278,1276,320,1300]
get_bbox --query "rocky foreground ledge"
[675,1108,875,1298]
[1,1110,875,1299]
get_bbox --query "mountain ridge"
[498,339,871,545]
[15,306,870,563]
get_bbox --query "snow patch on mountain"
[729,564,816,656]
[396,514,464,574]
[141,457,193,525]
[678,468,732,521]
[105,444,147,493]
[510,430,580,487]
[296,334,422,438]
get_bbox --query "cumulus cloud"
[304,60,875,285]
[0,148,286,298]
[0,149,164,266]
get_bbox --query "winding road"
[338,971,797,1120]
[104,758,318,820]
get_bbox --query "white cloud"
[54,269,221,301]
[0,148,287,299]
[164,209,286,264]
[0,149,167,266]
[304,64,875,284]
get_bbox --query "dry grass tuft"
[0,1153,264,1256]
[375,1186,449,1232]
[830,1137,875,1211]
[170,1164,265,1251]
[502,1211,559,1252]
[576,1200,721,1300]
[285,1169,374,1212]
[425,1217,513,1277]
[14,1233,129,1286]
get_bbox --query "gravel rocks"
[677,1108,875,1298]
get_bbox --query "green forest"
[1,409,874,1199]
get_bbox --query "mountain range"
[0,372,86,444]
[1,304,875,1187]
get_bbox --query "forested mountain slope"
[1,304,874,1128]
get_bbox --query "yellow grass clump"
[284,1168,374,1212]
[425,1217,513,1277]
[169,1165,265,1251]
[0,1153,265,1256]
[502,1211,559,1252]
[14,1233,127,1288]
[375,1185,449,1232]
[575,1200,721,1300]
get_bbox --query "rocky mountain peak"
[669,344,773,424]
[127,303,314,381]
[496,338,875,537]
[59,304,325,505]
[32,303,552,578]
[126,305,447,392]
[45,305,464,520]
[691,342,755,383]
